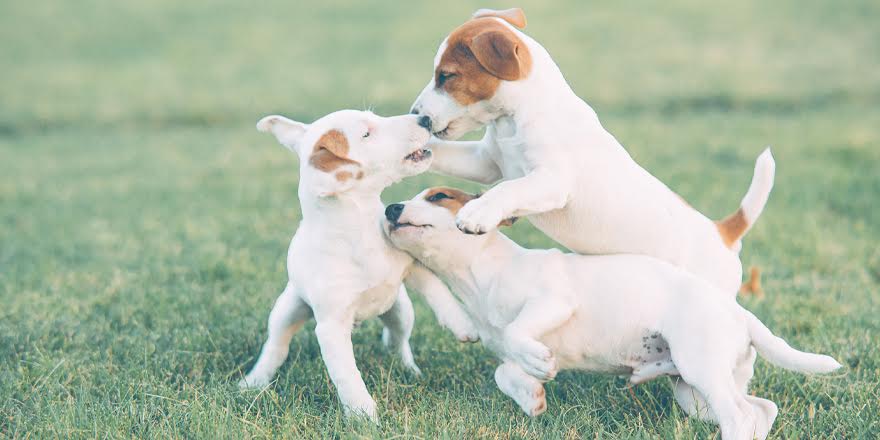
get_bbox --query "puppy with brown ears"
[238,111,477,422]
[384,187,841,440]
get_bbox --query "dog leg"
[404,264,479,343]
[494,361,548,417]
[314,318,378,422]
[734,347,777,440]
[456,169,571,234]
[502,297,573,380]
[378,287,421,375]
[672,377,715,421]
[427,137,502,184]
[239,283,311,389]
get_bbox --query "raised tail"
[742,307,842,374]
[716,148,776,249]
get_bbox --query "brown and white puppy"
[410,8,774,302]
[238,110,477,422]
[384,187,840,440]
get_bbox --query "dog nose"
[385,203,404,223]
[417,115,432,132]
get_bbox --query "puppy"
[383,187,841,440]
[238,111,477,421]
[410,8,774,301]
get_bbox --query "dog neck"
[422,231,525,299]
[299,185,385,233]
[490,34,600,139]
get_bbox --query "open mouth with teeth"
[404,148,432,163]
[389,221,431,232]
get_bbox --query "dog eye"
[436,72,456,87]
[427,192,451,202]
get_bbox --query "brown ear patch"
[309,129,360,172]
[435,18,532,106]
[716,208,749,248]
[423,187,478,215]
[472,8,527,29]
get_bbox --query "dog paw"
[344,399,379,423]
[238,374,271,389]
[515,384,548,417]
[455,198,503,235]
[448,319,480,343]
[508,338,558,381]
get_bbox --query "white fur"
[411,17,775,295]
[239,111,477,422]
[385,191,841,439]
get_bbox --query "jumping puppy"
[384,187,841,440]
[410,8,774,299]
[238,111,477,421]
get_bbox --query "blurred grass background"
[1,0,878,438]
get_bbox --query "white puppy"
[410,8,774,300]
[238,111,477,421]
[384,187,841,440]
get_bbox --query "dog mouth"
[403,148,432,163]
[389,221,431,232]
[432,126,451,139]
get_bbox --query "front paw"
[238,374,272,390]
[455,198,504,235]
[507,338,558,381]
[450,320,480,343]
[344,399,379,423]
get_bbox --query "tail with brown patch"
[716,148,776,249]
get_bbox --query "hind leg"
[673,377,715,421]
[378,286,421,375]
[494,361,547,416]
[734,347,778,440]
[240,283,312,388]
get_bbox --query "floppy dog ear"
[306,129,363,198]
[472,8,527,29]
[470,29,530,81]
[257,115,309,154]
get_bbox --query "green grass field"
[2,1,878,438]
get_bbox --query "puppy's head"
[257,110,432,197]
[383,187,516,264]
[410,8,532,140]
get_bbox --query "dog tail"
[716,148,776,249]
[741,306,842,374]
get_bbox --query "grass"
[1,0,878,438]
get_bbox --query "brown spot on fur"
[356,171,364,180]
[472,8,527,29]
[423,187,478,215]
[424,187,517,227]
[436,18,532,106]
[716,207,749,248]
[739,266,764,298]
[335,171,353,182]
[309,129,360,172]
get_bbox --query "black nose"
[385,203,404,223]
[417,115,432,132]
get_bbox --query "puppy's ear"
[257,115,308,154]
[472,8,527,29]
[470,29,531,81]
[306,129,363,198]
[498,217,518,228]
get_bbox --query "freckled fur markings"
[309,129,360,172]
[435,18,532,106]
